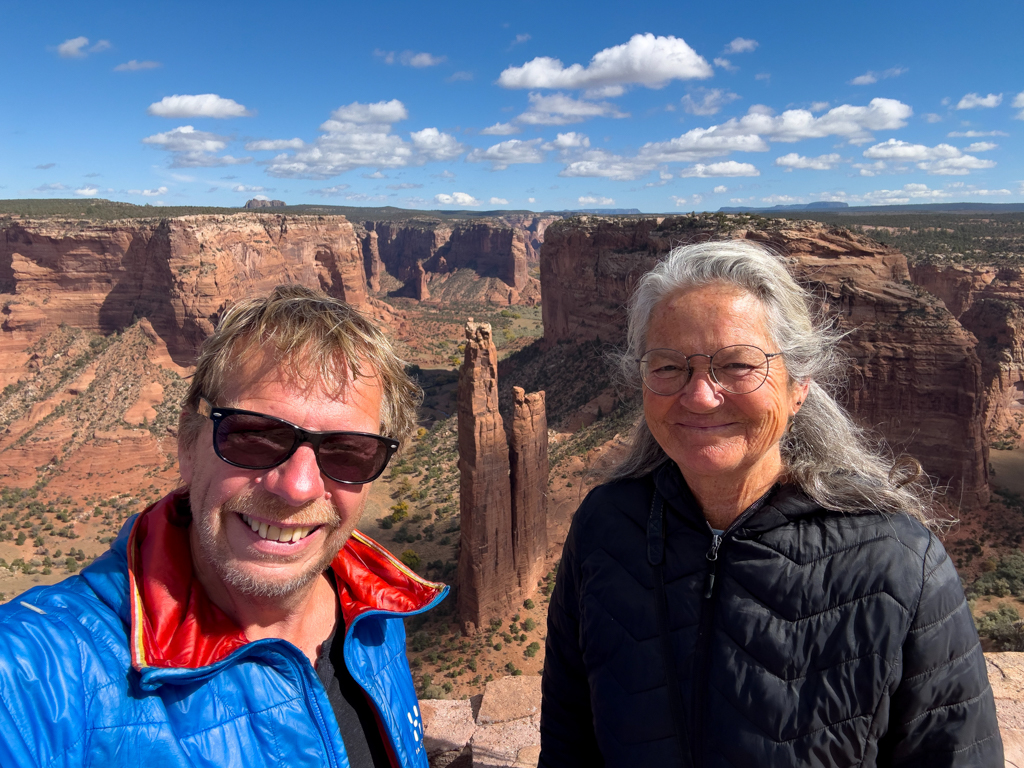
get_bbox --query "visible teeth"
[239,514,314,543]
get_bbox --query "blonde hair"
[180,284,421,448]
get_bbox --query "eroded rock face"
[1,214,370,365]
[458,322,515,630]
[509,387,548,594]
[457,324,549,630]
[540,216,990,509]
[910,263,1024,447]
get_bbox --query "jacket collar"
[124,490,447,671]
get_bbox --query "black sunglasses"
[197,398,399,485]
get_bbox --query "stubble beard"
[191,487,360,600]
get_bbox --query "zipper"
[703,531,723,599]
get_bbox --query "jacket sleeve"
[539,506,604,768]
[877,534,1003,767]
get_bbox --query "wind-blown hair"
[180,284,421,449]
[607,240,934,522]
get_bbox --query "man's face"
[179,358,384,600]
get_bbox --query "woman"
[539,241,1001,768]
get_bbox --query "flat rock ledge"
[423,656,1024,767]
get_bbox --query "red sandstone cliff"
[540,216,990,510]
[1,214,370,366]
[910,263,1024,447]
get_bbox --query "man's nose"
[260,443,327,505]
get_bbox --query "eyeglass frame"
[196,397,399,484]
[637,345,783,396]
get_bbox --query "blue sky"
[3,0,1022,213]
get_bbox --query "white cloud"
[947,130,1008,137]
[33,183,68,192]
[481,122,520,135]
[809,102,830,113]
[713,57,736,72]
[711,98,912,143]
[638,128,769,163]
[578,196,615,205]
[681,88,741,116]
[448,71,473,82]
[862,138,995,175]
[434,192,480,206]
[774,152,842,170]
[850,67,906,86]
[923,113,943,123]
[754,73,770,82]
[713,185,728,193]
[466,138,545,170]
[956,93,1003,109]
[544,132,590,149]
[410,127,464,161]
[678,161,759,177]
[671,194,704,207]
[232,185,267,193]
[56,37,110,58]
[74,186,100,196]
[559,150,656,181]
[364,171,387,179]
[308,185,351,197]
[760,195,802,204]
[511,34,531,46]
[127,186,169,196]
[148,94,252,118]
[114,59,161,71]
[965,142,997,152]
[142,126,252,168]
[527,197,535,203]
[386,183,422,190]
[35,163,56,169]
[490,197,510,205]
[724,38,758,54]
[345,193,388,202]
[245,138,305,151]
[517,92,628,125]
[375,50,447,67]
[265,100,463,178]
[498,33,712,90]
[1014,91,1024,120]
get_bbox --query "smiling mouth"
[239,513,320,543]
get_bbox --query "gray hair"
[607,240,934,523]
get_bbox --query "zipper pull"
[704,532,722,599]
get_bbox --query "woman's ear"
[790,380,810,416]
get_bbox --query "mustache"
[222,487,341,527]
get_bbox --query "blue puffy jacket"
[0,491,448,768]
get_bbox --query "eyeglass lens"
[641,345,770,395]
[212,411,394,484]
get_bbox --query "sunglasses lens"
[214,413,296,468]
[318,434,392,483]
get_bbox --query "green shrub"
[523,599,535,610]
[522,618,536,632]
[524,642,541,658]
[976,604,1024,650]
[400,549,421,570]
[971,552,1024,597]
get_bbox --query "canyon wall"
[541,215,991,510]
[1,214,369,366]
[457,322,548,631]
[910,263,1024,447]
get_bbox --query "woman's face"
[642,283,807,493]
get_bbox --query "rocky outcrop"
[458,322,515,630]
[457,323,548,630]
[540,216,990,509]
[244,199,286,209]
[509,387,547,594]
[1,214,370,365]
[910,263,1024,447]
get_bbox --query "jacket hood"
[98,490,445,672]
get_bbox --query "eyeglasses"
[197,397,399,484]
[638,345,782,396]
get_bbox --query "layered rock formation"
[509,387,548,594]
[457,322,547,630]
[910,263,1024,447]
[1,214,369,365]
[540,216,990,509]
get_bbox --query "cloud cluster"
[128,186,169,197]
[862,138,995,175]
[375,50,446,67]
[578,195,615,205]
[56,37,110,58]
[264,100,462,178]
[115,60,160,71]
[850,67,906,86]
[1015,92,1024,120]
[956,92,1002,109]
[775,153,842,170]
[678,161,759,178]
[498,34,712,90]
[142,126,252,167]
[517,92,628,125]
[681,89,740,116]
[723,38,758,54]
[467,139,545,170]
[435,192,479,206]
[148,94,252,119]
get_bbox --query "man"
[0,285,447,767]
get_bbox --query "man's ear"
[177,410,194,485]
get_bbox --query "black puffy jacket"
[540,463,1002,768]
